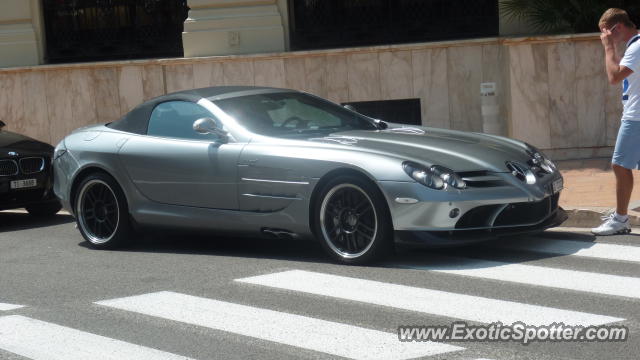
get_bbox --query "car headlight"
[532,152,556,174]
[538,154,557,173]
[402,162,466,190]
[526,144,556,174]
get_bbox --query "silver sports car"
[53,86,566,264]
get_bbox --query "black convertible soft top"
[107,86,289,135]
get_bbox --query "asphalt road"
[1,211,639,360]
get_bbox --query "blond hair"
[599,8,636,29]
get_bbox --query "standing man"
[593,8,640,235]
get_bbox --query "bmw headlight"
[402,162,466,190]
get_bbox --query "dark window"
[42,0,189,64]
[148,101,219,141]
[342,99,422,126]
[288,0,499,51]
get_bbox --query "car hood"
[0,130,52,153]
[309,126,534,172]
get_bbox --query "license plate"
[10,179,37,190]
[552,178,563,194]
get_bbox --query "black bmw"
[0,121,61,216]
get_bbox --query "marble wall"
[506,36,622,160]
[0,34,618,160]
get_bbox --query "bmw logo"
[7,151,18,157]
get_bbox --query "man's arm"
[602,30,634,84]
[604,46,633,85]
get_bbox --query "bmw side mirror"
[193,117,228,143]
[0,120,5,129]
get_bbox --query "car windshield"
[213,92,377,137]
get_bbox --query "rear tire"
[313,174,394,265]
[26,202,62,217]
[74,172,131,249]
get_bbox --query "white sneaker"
[591,214,631,235]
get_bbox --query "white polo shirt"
[620,33,640,120]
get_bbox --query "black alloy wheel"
[75,172,131,249]
[314,174,393,264]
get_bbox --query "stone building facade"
[0,1,618,161]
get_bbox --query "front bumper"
[379,172,563,231]
[0,167,58,211]
[395,206,568,247]
[379,171,565,246]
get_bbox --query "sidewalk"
[558,158,640,227]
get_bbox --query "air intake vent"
[0,160,18,176]
[458,170,508,188]
[506,162,526,182]
[19,157,45,174]
[505,161,536,184]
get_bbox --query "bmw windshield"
[213,92,378,137]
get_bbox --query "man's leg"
[592,120,636,235]
[614,164,634,215]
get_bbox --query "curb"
[563,207,640,228]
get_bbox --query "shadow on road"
[0,211,75,232]
[386,230,640,271]
[71,227,620,269]
[2,209,634,272]
[79,231,330,264]
[390,232,590,264]
[523,230,597,241]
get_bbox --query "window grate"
[42,0,189,64]
[288,0,499,51]
[0,160,18,176]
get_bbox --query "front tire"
[313,175,393,264]
[74,172,131,249]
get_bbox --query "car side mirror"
[193,117,228,143]
[373,119,388,130]
[0,120,5,129]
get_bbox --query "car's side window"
[147,101,221,141]
[267,98,342,128]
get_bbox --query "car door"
[118,101,242,209]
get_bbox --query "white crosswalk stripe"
[493,238,640,263]
[5,235,638,360]
[0,315,193,360]
[236,270,623,326]
[96,291,463,360]
[0,303,24,311]
[398,255,640,299]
